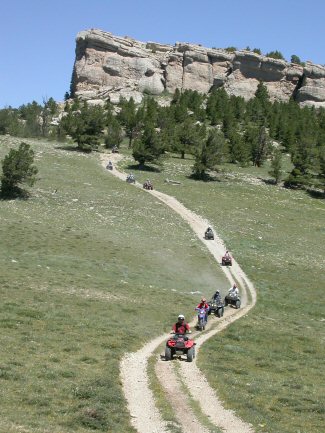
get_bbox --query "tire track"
[101,154,256,433]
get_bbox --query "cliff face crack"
[181,51,186,91]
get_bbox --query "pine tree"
[1,142,38,197]
[269,148,283,184]
[118,97,142,147]
[192,129,227,179]
[252,125,270,167]
[104,116,123,149]
[61,102,105,151]
[132,122,164,167]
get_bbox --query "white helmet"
[178,314,185,320]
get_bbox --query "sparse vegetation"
[0,135,229,433]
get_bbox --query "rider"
[224,250,231,258]
[197,297,209,310]
[206,226,212,234]
[212,290,222,303]
[172,314,191,334]
[196,297,209,323]
[228,283,239,297]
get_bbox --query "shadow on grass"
[55,145,94,154]
[127,163,161,173]
[306,189,325,199]
[188,172,221,182]
[260,177,278,185]
[0,188,29,201]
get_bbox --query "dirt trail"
[101,154,257,433]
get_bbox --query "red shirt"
[197,302,209,310]
[172,322,190,334]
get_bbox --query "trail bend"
[101,154,257,433]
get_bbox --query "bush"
[1,142,38,198]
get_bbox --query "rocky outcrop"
[72,29,325,107]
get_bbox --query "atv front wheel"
[187,347,194,362]
[165,346,172,361]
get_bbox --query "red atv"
[222,254,232,266]
[165,333,195,362]
[143,180,153,190]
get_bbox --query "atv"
[165,333,196,362]
[208,299,225,318]
[143,180,153,190]
[224,294,241,309]
[222,255,232,266]
[126,174,136,184]
[204,229,214,240]
[195,308,208,330]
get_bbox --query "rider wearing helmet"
[196,297,209,323]
[197,297,209,310]
[224,250,231,258]
[213,290,222,303]
[172,314,191,334]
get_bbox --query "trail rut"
[101,154,257,433]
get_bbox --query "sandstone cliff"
[72,29,325,107]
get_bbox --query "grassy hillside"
[119,152,325,433]
[0,136,229,433]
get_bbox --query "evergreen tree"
[118,97,142,147]
[104,116,123,149]
[1,142,38,197]
[41,97,58,137]
[192,129,227,179]
[265,50,285,60]
[175,118,203,159]
[61,102,105,151]
[269,147,283,184]
[19,101,42,137]
[228,130,250,165]
[252,125,270,167]
[132,122,164,167]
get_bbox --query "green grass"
[0,136,229,433]
[120,152,325,433]
[147,353,182,433]
[173,362,222,433]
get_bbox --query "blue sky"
[1,0,325,108]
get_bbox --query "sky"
[1,0,325,108]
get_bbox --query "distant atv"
[204,228,214,240]
[126,174,136,184]
[224,294,241,309]
[143,180,153,190]
[208,299,224,318]
[165,333,195,362]
[112,146,119,153]
[222,254,232,266]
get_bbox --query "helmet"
[201,297,206,302]
[215,290,219,294]
[178,314,185,320]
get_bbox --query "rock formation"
[72,29,325,107]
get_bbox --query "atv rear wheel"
[187,347,194,362]
[165,346,172,361]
